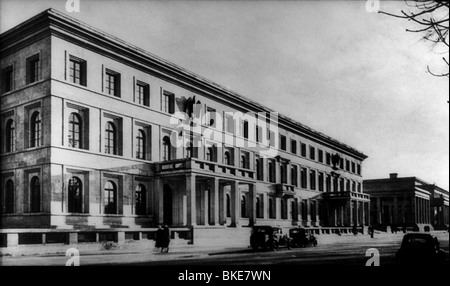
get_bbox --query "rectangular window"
[326,152,331,165]
[326,174,331,192]
[2,66,13,93]
[318,149,323,163]
[206,106,216,127]
[300,167,307,189]
[136,82,150,107]
[241,120,249,139]
[280,135,286,151]
[291,165,298,187]
[310,170,316,190]
[339,158,344,169]
[105,69,120,97]
[318,172,324,192]
[301,143,307,157]
[27,54,40,84]
[309,146,315,160]
[256,125,263,143]
[345,159,350,172]
[291,139,297,154]
[225,114,234,134]
[268,130,275,147]
[162,91,175,114]
[351,162,356,173]
[357,164,361,175]
[69,56,86,86]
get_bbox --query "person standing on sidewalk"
[154,224,164,252]
[162,224,171,253]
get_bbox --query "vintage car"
[396,233,446,264]
[250,226,291,251]
[289,227,318,248]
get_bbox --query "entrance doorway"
[163,184,173,225]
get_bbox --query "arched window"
[291,201,296,220]
[186,141,197,158]
[6,119,15,152]
[68,177,82,213]
[162,136,171,161]
[241,195,247,218]
[240,155,246,169]
[281,199,286,219]
[255,159,261,180]
[136,129,146,159]
[256,197,261,218]
[135,184,146,215]
[104,181,117,214]
[268,161,274,183]
[224,151,231,165]
[291,166,297,186]
[226,193,231,217]
[269,198,274,218]
[280,164,286,183]
[105,122,117,154]
[206,147,215,162]
[5,179,14,213]
[68,113,82,148]
[30,111,42,147]
[30,176,40,213]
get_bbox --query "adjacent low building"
[364,173,449,232]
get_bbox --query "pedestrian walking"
[161,224,171,253]
[368,225,374,238]
[154,224,164,252]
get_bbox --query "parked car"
[396,233,446,264]
[289,227,318,248]
[250,226,291,251]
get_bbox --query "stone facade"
[1,9,369,247]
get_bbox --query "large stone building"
[0,9,369,249]
[364,173,449,232]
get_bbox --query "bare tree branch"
[379,0,449,100]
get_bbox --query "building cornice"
[1,9,368,160]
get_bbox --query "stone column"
[315,200,320,225]
[393,196,398,225]
[296,198,302,222]
[209,178,219,225]
[248,184,256,226]
[306,199,311,226]
[204,188,209,225]
[347,200,353,226]
[154,177,164,224]
[276,197,281,219]
[376,197,382,224]
[230,181,240,227]
[218,183,225,225]
[185,174,197,226]
[263,192,268,219]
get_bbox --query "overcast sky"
[1,0,448,190]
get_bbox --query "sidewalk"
[1,230,448,266]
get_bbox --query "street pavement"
[1,231,448,266]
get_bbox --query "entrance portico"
[154,158,257,228]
